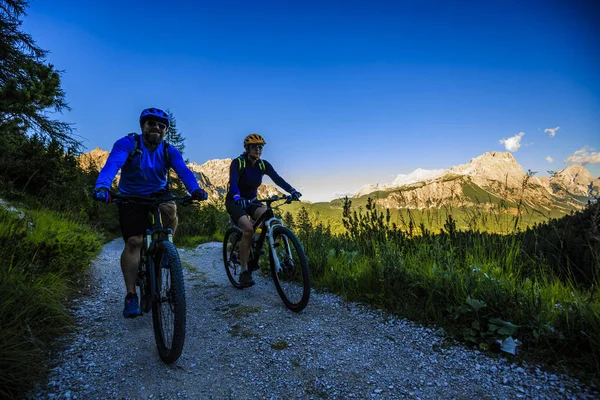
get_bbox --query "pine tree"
[0,0,76,149]
[296,207,311,237]
[162,109,189,194]
[283,211,295,229]
[165,109,185,157]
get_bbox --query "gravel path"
[30,239,598,399]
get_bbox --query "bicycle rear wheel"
[223,227,244,289]
[269,226,310,312]
[151,240,186,363]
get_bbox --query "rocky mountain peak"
[551,164,599,196]
[189,158,233,171]
[88,147,107,157]
[80,147,109,172]
[559,164,594,178]
[449,151,525,187]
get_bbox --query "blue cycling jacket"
[95,135,201,195]
[227,154,294,200]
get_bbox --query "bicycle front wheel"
[223,227,244,289]
[152,240,186,364]
[269,226,310,312]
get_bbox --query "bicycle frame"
[142,205,173,306]
[236,196,294,274]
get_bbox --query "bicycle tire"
[151,240,186,363]
[269,225,310,312]
[223,227,244,289]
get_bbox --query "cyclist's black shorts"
[225,197,263,224]
[118,201,177,241]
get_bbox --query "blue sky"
[23,0,600,202]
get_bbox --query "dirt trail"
[30,239,595,399]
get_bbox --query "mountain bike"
[111,192,196,363]
[223,195,310,312]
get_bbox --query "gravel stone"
[29,239,598,399]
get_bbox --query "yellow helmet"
[244,133,266,147]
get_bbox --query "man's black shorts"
[117,201,177,241]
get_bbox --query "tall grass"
[0,207,102,399]
[296,197,600,381]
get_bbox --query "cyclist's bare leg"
[236,215,254,271]
[251,206,267,227]
[121,235,143,294]
[160,201,178,236]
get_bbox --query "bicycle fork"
[267,228,294,273]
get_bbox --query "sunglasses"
[145,120,168,130]
[248,144,263,151]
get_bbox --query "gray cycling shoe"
[239,270,255,287]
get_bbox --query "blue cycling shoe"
[123,293,141,318]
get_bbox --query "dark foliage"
[521,202,600,287]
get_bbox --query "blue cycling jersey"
[228,154,294,200]
[95,135,201,195]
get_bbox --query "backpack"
[237,156,265,172]
[227,156,266,195]
[125,133,172,190]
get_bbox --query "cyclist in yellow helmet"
[226,133,301,287]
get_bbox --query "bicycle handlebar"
[109,191,196,206]
[249,194,300,207]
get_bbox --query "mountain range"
[80,148,599,215]
[351,152,598,215]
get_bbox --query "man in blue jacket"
[92,107,207,318]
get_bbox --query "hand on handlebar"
[91,188,112,204]
[192,188,208,201]
[290,189,302,201]
[233,194,249,209]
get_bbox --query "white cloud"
[498,132,525,152]
[564,146,600,165]
[545,156,553,163]
[545,126,560,138]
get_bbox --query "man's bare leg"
[121,235,143,294]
